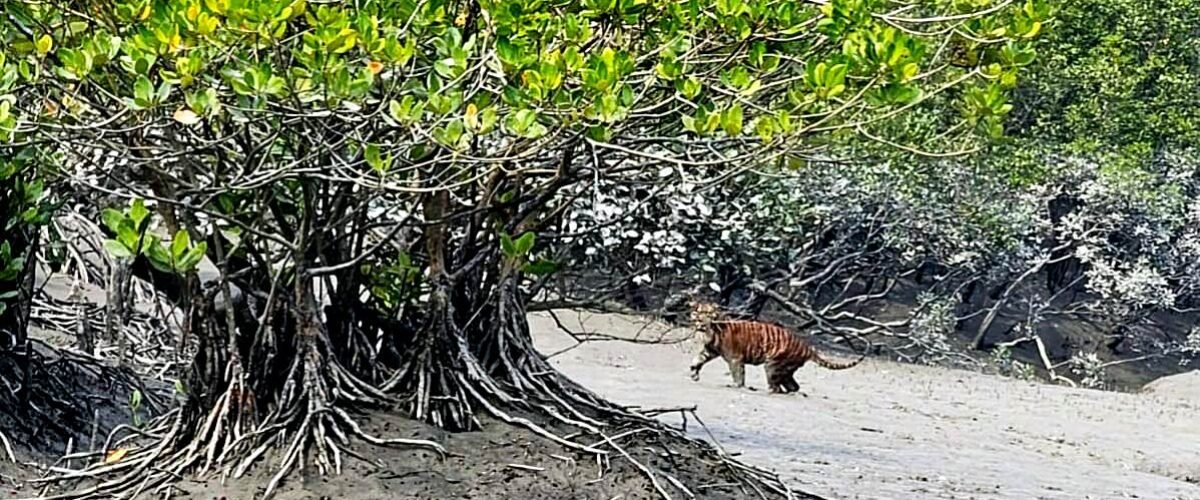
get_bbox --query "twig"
[1034,335,1077,388]
[595,431,676,500]
[506,463,546,472]
[0,431,16,463]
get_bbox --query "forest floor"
[530,310,1200,500]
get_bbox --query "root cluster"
[14,282,809,500]
[9,207,814,500]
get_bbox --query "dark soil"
[0,340,165,500]
[0,462,38,499]
[184,412,797,500]
[0,341,164,461]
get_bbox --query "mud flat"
[531,310,1200,500]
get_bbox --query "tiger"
[687,300,865,394]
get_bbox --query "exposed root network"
[16,273,812,500]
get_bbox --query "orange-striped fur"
[688,301,863,394]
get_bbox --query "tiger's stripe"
[687,301,864,394]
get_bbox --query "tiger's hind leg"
[765,360,788,393]
[781,365,807,397]
[689,347,719,381]
[781,375,800,393]
[764,359,803,395]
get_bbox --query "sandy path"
[530,311,1200,500]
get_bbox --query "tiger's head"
[687,300,722,327]
[687,300,723,348]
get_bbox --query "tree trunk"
[1045,194,1080,295]
[0,227,34,351]
[104,257,133,365]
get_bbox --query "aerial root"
[456,365,796,500]
[458,372,687,498]
[27,416,184,500]
[27,354,446,500]
[683,409,813,500]
[0,430,16,463]
[258,395,444,498]
[0,347,146,458]
[255,356,444,499]
[329,406,443,453]
[458,372,605,455]
[595,428,687,499]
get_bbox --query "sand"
[530,310,1200,500]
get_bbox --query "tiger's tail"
[811,328,869,370]
[812,351,863,370]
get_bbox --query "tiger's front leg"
[726,358,746,389]
[689,348,719,381]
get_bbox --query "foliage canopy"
[1013,0,1200,156]
[0,0,1048,167]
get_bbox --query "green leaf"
[146,243,174,273]
[478,106,498,134]
[132,74,153,107]
[514,232,535,255]
[755,116,777,142]
[133,55,156,76]
[500,233,517,258]
[2,254,21,273]
[388,99,407,123]
[156,81,173,104]
[828,63,848,86]
[1022,21,1042,38]
[0,259,20,281]
[130,199,149,227]
[179,242,207,271]
[494,37,524,69]
[522,258,558,276]
[363,143,383,172]
[677,76,702,99]
[434,57,461,79]
[104,239,134,259]
[35,34,53,56]
[681,114,698,134]
[721,104,744,136]
[464,103,479,130]
[505,109,545,138]
[117,222,138,249]
[433,119,468,149]
[171,230,190,259]
[101,208,125,233]
[17,60,35,82]
[264,75,286,96]
[23,180,44,204]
